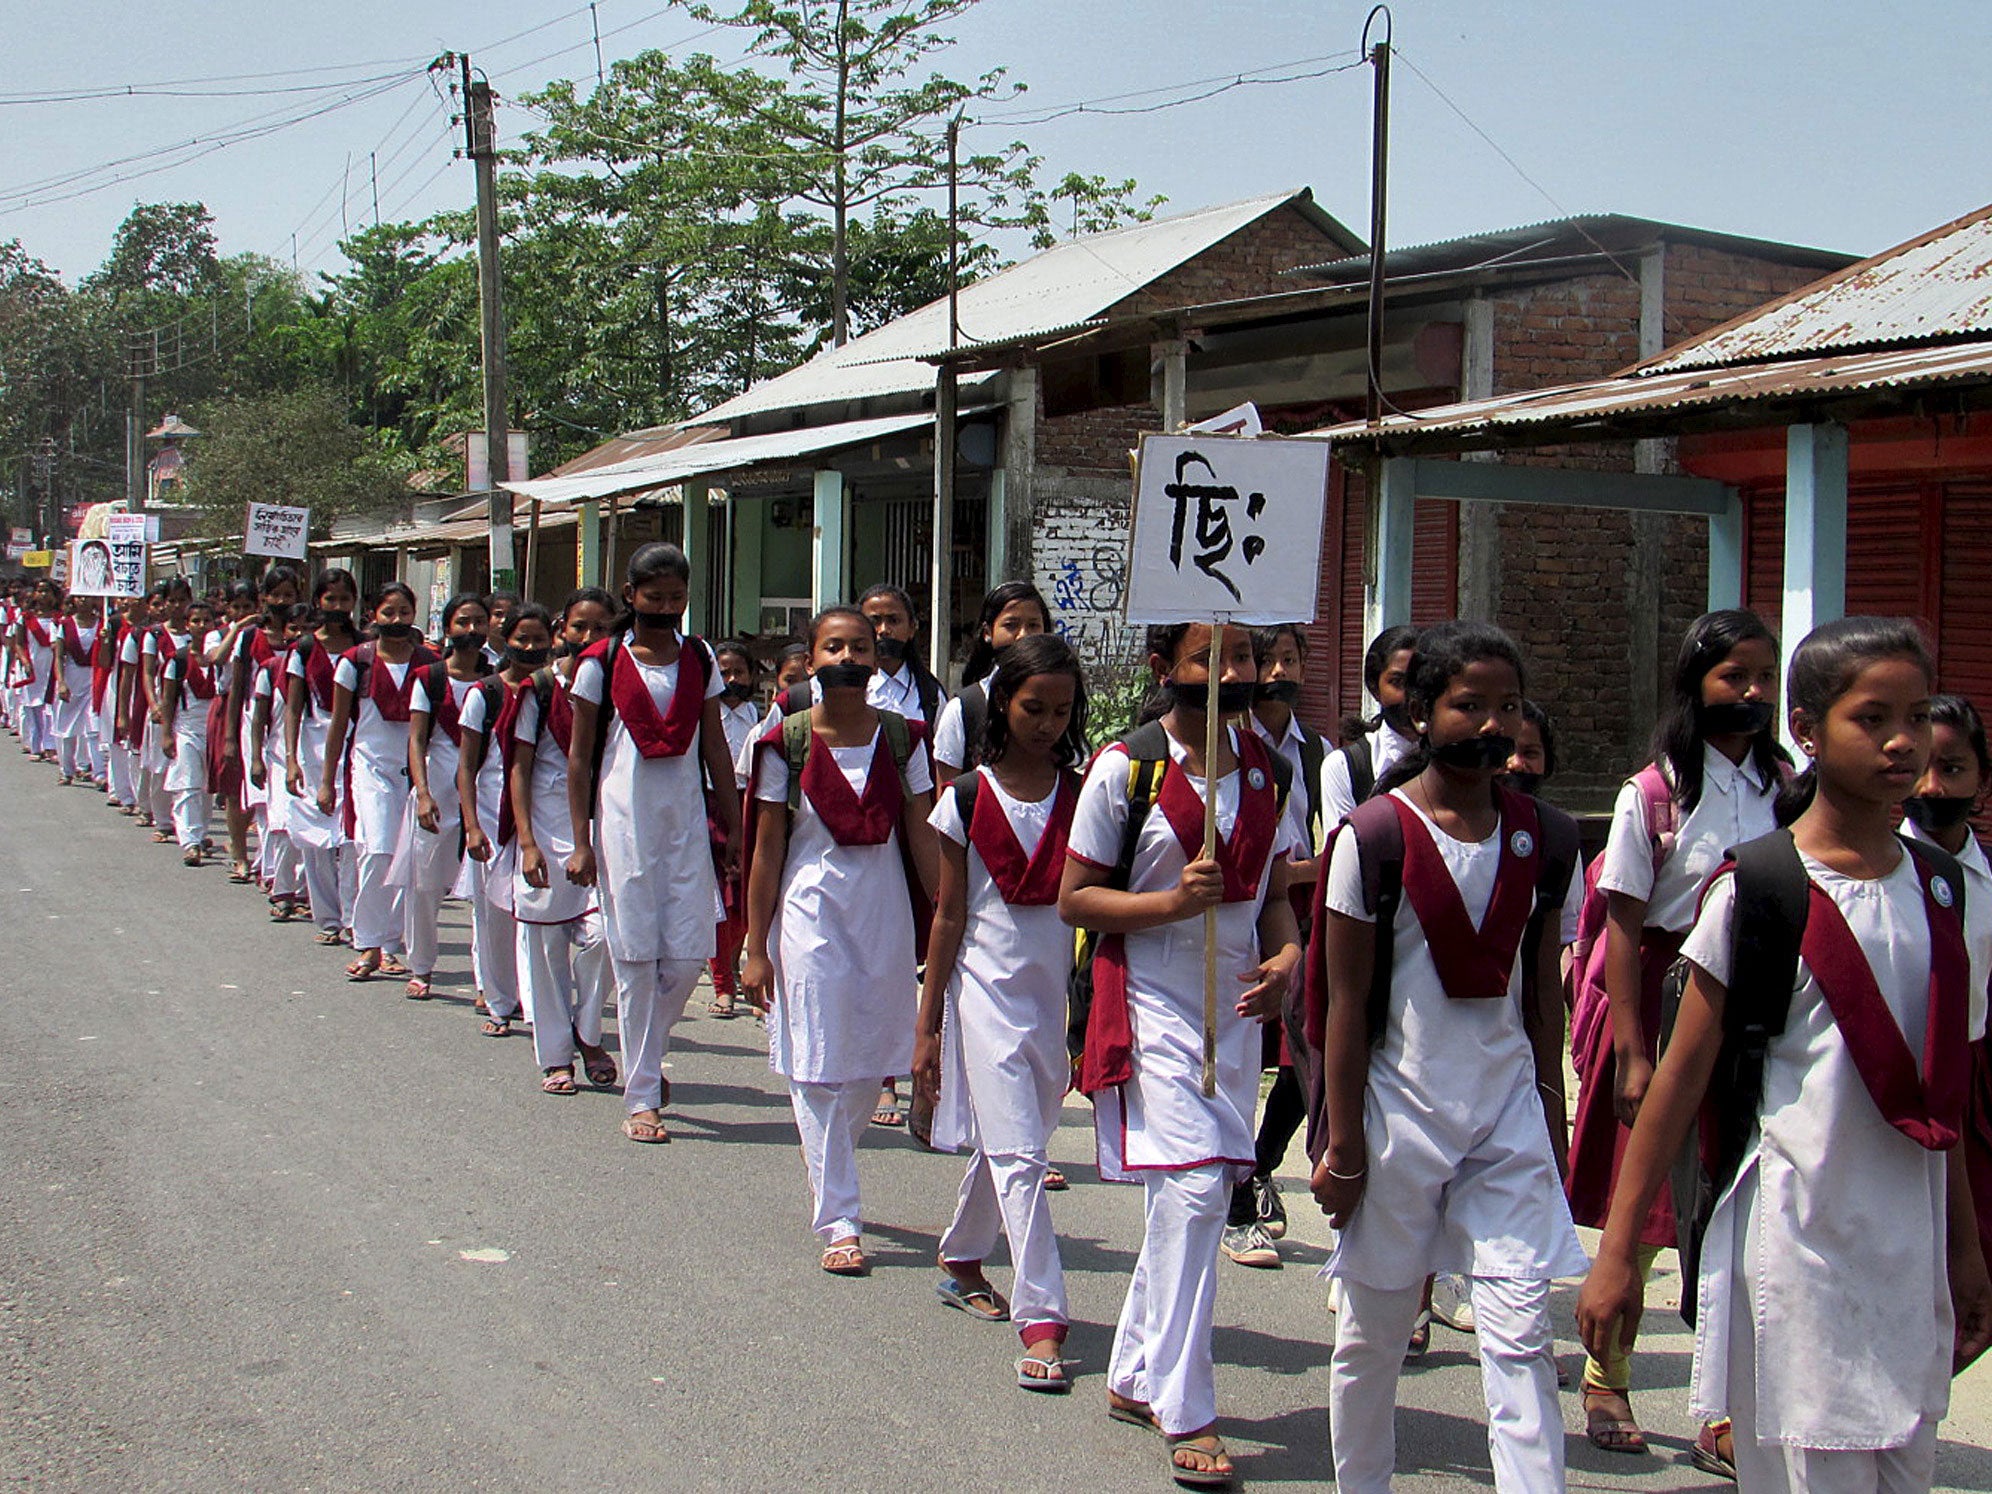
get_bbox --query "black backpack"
[1066,721,1292,1067]
[1342,733,1376,805]
[1657,827,1966,1326]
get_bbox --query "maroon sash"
[356,645,434,724]
[184,648,218,701]
[432,674,468,747]
[597,635,706,758]
[1081,932,1136,1095]
[542,674,574,758]
[60,618,94,669]
[301,640,337,714]
[1153,730,1282,902]
[1801,852,1970,1150]
[967,770,1078,906]
[801,730,904,846]
[490,678,533,848]
[1394,786,1542,1000]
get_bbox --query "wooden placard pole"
[1201,611,1226,1098]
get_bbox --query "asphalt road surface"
[4,742,1990,1491]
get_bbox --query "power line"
[971,51,1367,128]
[0,69,427,106]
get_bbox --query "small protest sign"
[20,550,52,569]
[101,514,150,598]
[1123,434,1331,626]
[244,502,310,559]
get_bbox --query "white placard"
[68,538,126,597]
[244,501,311,559]
[1123,434,1331,625]
[101,514,150,598]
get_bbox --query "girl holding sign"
[158,596,219,866]
[52,593,102,786]
[1061,621,1304,1488]
[319,582,437,981]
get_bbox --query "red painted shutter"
[1938,485,1992,708]
[1844,484,1926,622]
[1742,487,1784,617]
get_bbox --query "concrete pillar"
[999,367,1037,585]
[1626,249,1671,762]
[1364,457,1416,651]
[1456,296,1501,620]
[1707,496,1745,611]
[682,478,710,635]
[1781,422,1848,652]
[577,499,600,587]
[811,468,847,610]
[731,494,764,635]
[1156,338,1188,431]
[987,470,1009,584]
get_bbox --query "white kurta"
[572,648,724,961]
[508,681,594,925]
[755,725,932,1084]
[1597,745,1779,931]
[1682,849,1991,1450]
[1068,729,1299,1182]
[285,647,346,851]
[1322,790,1589,1288]
[333,654,415,856]
[459,683,517,911]
[1318,723,1418,841]
[161,646,212,795]
[139,632,168,774]
[252,665,292,836]
[51,624,97,738]
[389,673,475,895]
[927,774,1070,1156]
[718,697,760,787]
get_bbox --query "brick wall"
[1662,242,1825,346]
[1113,204,1349,315]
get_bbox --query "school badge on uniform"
[1933,877,1955,909]
[1247,767,1267,790]
[1510,829,1535,858]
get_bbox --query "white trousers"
[299,844,345,933]
[789,1079,877,1242]
[19,702,50,755]
[470,887,520,1019]
[145,765,173,827]
[1330,1275,1564,1494]
[1108,1164,1230,1438]
[349,848,405,954]
[263,829,301,900]
[108,743,136,806]
[401,883,447,978]
[173,787,210,852]
[57,725,98,779]
[521,913,611,1072]
[938,1148,1070,1343]
[613,956,703,1113]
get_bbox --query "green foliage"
[182,384,411,539]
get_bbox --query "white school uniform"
[754,725,933,1084]
[161,636,214,850]
[1067,729,1301,1182]
[1681,849,1990,1481]
[390,672,478,976]
[17,615,56,753]
[53,621,99,777]
[284,645,347,854]
[458,682,520,1018]
[1596,745,1779,930]
[508,679,594,927]
[718,696,760,787]
[334,651,416,954]
[1068,727,1297,1440]
[928,672,991,773]
[866,660,931,724]
[1321,790,1584,1494]
[928,772,1073,1341]
[1317,722,1418,841]
[251,662,300,899]
[571,645,724,1113]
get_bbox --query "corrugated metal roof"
[693,189,1335,424]
[1642,203,1992,374]
[542,422,722,478]
[502,406,992,506]
[1308,340,1992,447]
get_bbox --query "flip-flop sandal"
[622,1113,670,1143]
[314,929,343,945]
[936,1277,1011,1321]
[269,902,294,922]
[581,1051,618,1087]
[1045,1167,1069,1191]
[228,865,252,884]
[378,956,411,978]
[872,1104,905,1127]
[151,831,173,844]
[1166,1433,1236,1489]
[182,849,202,868]
[707,998,737,1018]
[820,1244,867,1276]
[541,1069,578,1095]
[404,977,433,1001]
[1582,1385,1649,1455]
[480,1018,512,1037]
[1691,1419,1736,1480]
[1108,1399,1163,1435]
[345,957,380,982]
[1404,1309,1431,1360]
[473,996,490,1015]
[1016,1354,1071,1393]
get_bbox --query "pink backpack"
[1567,764,1677,1077]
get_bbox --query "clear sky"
[4,0,1987,285]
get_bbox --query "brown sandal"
[622,1112,669,1143]
[1582,1384,1649,1455]
[820,1243,867,1276]
[541,1068,578,1095]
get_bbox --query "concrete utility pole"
[126,333,148,513]
[460,54,514,591]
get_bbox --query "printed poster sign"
[96,513,151,598]
[244,501,311,559]
[20,550,52,568]
[1123,434,1331,625]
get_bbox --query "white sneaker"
[1221,1222,1280,1268]
[1430,1272,1476,1332]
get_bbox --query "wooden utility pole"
[927,117,961,682]
[460,54,515,591]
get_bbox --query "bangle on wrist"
[1325,1164,1365,1181]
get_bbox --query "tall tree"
[184,384,411,539]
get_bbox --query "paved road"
[3,742,1989,1492]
